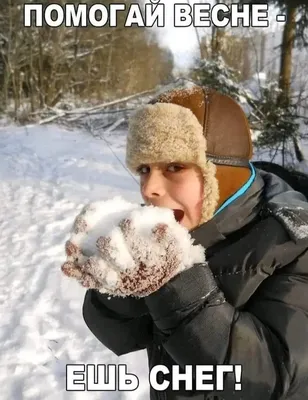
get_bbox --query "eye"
[136,165,150,175]
[167,164,184,172]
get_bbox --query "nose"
[141,170,167,200]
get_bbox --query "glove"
[61,203,111,288]
[61,197,140,287]
[67,221,205,298]
[61,239,100,289]
[61,201,206,298]
[61,205,149,317]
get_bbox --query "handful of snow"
[70,196,140,259]
[63,196,206,295]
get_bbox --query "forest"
[0,0,307,166]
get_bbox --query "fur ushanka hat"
[126,85,253,227]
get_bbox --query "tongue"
[173,209,184,222]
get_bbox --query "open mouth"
[173,209,184,223]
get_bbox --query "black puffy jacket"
[83,168,308,400]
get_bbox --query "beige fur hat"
[125,85,253,227]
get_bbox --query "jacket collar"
[189,170,265,248]
[190,167,308,249]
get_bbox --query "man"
[69,86,308,399]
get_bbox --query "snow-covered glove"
[62,201,149,316]
[61,239,98,289]
[61,197,139,288]
[92,218,206,298]
[61,197,206,298]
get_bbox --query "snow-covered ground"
[0,123,150,400]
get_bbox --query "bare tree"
[0,0,175,119]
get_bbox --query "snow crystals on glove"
[127,205,206,270]
[70,196,139,258]
[64,196,206,294]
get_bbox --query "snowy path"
[0,124,149,400]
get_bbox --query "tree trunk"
[38,30,44,109]
[242,38,251,80]
[212,27,225,59]
[195,26,205,59]
[29,32,35,113]
[278,4,296,106]
[260,33,266,72]
[211,0,226,59]
[186,0,205,59]
[277,5,304,163]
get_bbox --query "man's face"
[138,162,204,231]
